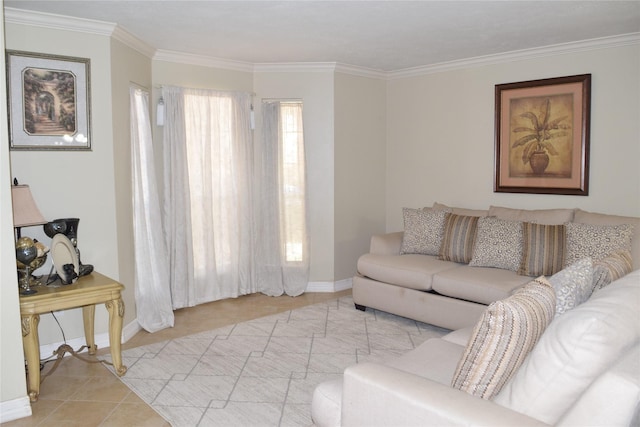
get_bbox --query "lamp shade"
[11,185,47,227]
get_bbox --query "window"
[279,102,306,262]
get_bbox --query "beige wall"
[386,44,640,231]
[253,70,336,282]
[0,9,29,416]
[334,72,386,279]
[6,23,122,345]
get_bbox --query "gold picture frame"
[494,74,590,195]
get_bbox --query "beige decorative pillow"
[451,277,556,399]
[592,250,633,291]
[400,208,448,255]
[439,213,479,263]
[469,216,523,271]
[565,222,634,266]
[548,258,593,316]
[518,223,566,276]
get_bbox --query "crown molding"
[4,7,156,58]
[253,62,337,73]
[4,7,115,36]
[111,26,156,58]
[154,49,254,73]
[388,32,640,80]
[334,63,387,80]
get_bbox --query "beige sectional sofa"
[312,204,640,426]
[312,270,640,426]
[352,204,640,330]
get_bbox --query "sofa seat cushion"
[441,327,473,346]
[357,254,459,291]
[431,266,531,305]
[386,338,466,385]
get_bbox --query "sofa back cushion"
[556,342,640,427]
[451,277,555,400]
[494,270,640,425]
[432,202,488,217]
[573,209,640,269]
[488,205,575,224]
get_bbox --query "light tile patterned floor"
[103,296,448,426]
[2,290,350,427]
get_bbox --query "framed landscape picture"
[6,50,91,150]
[494,74,591,195]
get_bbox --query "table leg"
[82,305,97,355]
[105,298,127,376]
[21,314,41,402]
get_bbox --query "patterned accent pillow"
[451,277,556,399]
[469,217,523,271]
[592,250,633,292]
[400,208,448,255]
[565,222,634,267]
[548,258,593,316]
[439,213,479,263]
[518,223,566,276]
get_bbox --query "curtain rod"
[154,84,256,97]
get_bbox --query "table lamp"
[11,183,48,294]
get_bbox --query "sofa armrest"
[369,232,403,255]
[342,363,550,427]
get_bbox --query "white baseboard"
[306,278,352,292]
[0,396,32,423]
[122,319,143,343]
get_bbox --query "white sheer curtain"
[130,86,174,332]
[162,86,256,308]
[257,101,309,296]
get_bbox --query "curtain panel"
[130,87,174,332]
[162,86,256,308]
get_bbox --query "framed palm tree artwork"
[494,74,591,195]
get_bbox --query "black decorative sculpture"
[44,218,94,278]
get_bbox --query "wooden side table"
[19,272,128,402]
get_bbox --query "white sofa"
[312,269,640,426]
[353,205,640,330]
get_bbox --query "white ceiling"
[4,1,640,72]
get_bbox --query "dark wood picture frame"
[6,50,91,151]
[494,74,591,195]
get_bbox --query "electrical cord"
[29,311,114,382]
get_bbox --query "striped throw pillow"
[592,250,633,291]
[451,277,556,399]
[439,213,479,263]
[518,223,566,276]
